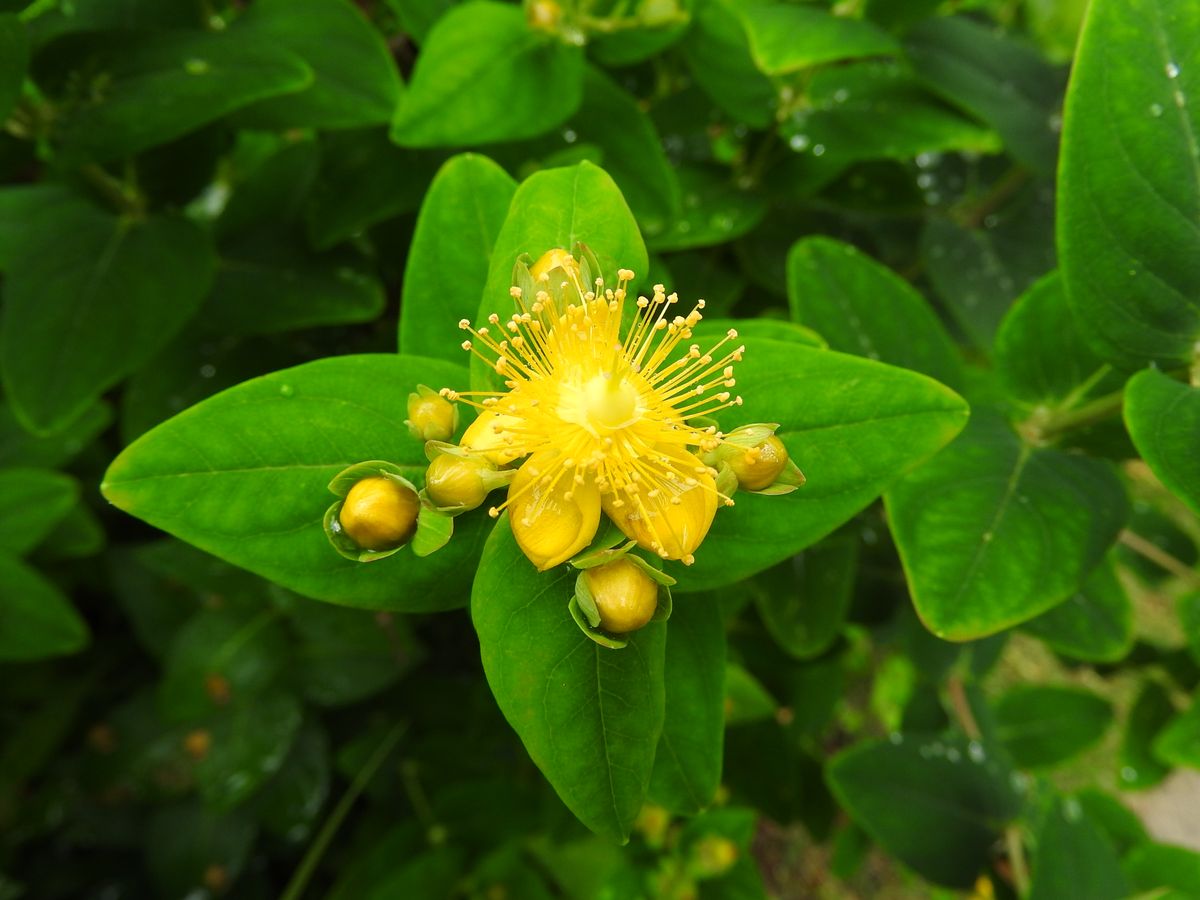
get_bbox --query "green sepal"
[715,461,739,499]
[323,500,405,563]
[569,593,629,649]
[424,440,471,462]
[574,569,603,628]
[417,487,467,516]
[568,519,629,568]
[411,506,454,557]
[573,241,603,287]
[721,422,781,449]
[623,552,678,591]
[511,253,537,303]
[569,552,675,649]
[751,458,806,496]
[326,460,418,497]
[324,461,423,562]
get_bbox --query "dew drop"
[811,144,826,157]
[279,383,295,397]
[967,741,985,763]
[1150,102,1164,117]
[199,364,216,379]
[888,732,903,745]
[833,88,850,103]
[184,58,210,75]
[676,220,691,234]
[788,134,810,151]
[561,128,578,144]
[1166,61,1181,79]
[946,747,961,763]
[1121,766,1138,782]
[1062,797,1082,822]
[917,173,934,189]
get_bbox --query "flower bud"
[406,385,458,442]
[690,835,739,879]
[525,0,562,32]
[727,435,789,491]
[529,247,581,284]
[338,476,420,551]
[425,453,494,511]
[584,557,659,634]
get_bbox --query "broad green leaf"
[754,534,858,660]
[681,0,775,129]
[734,1,897,75]
[1058,0,1200,367]
[0,468,77,555]
[780,62,1002,165]
[724,662,777,725]
[52,30,311,163]
[643,164,767,252]
[649,594,726,815]
[589,1,692,67]
[472,161,647,389]
[144,803,256,899]
[0,188,215,434]
[216,138,320,242]
[886,411,1129,640]
[671,336,969,591]
[786,236,963,389]
[39,502,105,561]
[234,0,402,129]
[194,691,303,812]
[905,16,1065,175]
[102,355,489,612]
[23,0,202,43]
[826,735,1022,888]
[391,1,583,147]
[471,515,666,842]
[253,720,330,842]
[921,180,1057,349]
[994,271,1122,410]
[0,400,110,469]
[993,686,1113,768]
[305,128,441,250]
[1029,797,1128,900]
[1020,557,1134,663]
[385,0,459,43]
[400,154,517,362]
[0,553,89,660]
[1075,788,1148,854]
[1125,369,1200,516]
[366,848,464,900]
[1153,698,1200,769]
[0,15,27,122]
[1120,681,1176,789]
[1125,843,1200,897]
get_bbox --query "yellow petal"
[460,407,527,466]
[602,445,717,563]
[509,451,601,571]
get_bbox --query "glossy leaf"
[826,735,1022,888]
[681,0,774,129]
[787,236,963,389]
[102,355,489,612]
[734,1,897,75]
[1125,369,1200,516]
[754,534,858,660]
[0,188,215,434]
[993,686,1113,768]
[1120,681,1176,789]
[0,400,110,469]
[649,594,726,815]
[644,164,767,253]
[471,515,666,842]
[1058,0,1200,367]
[391,1,583,147]
[194,692,303,811]
[254,720,330,842]
[671,335,969,591]
[0,553,89,661]
[1029,798,1128,900]
[1124,843,1200,897]
[235,0,402,129]
[1153,699,1200,769]
[400,154,516,362]
[886,411,1129,640]
[1020,557,1134,663]
[0,468,77,556]
[0,14,27,123]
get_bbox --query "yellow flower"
[442,249,746,570]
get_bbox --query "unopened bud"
[339,477,420,551]
[727,435,789,491]
[406,385,458,442]
[425,453,495,511]
[526,0,562,32]
[691,835,739,878]
[585,558,659,634]
[529,247,580,283]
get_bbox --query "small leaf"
[253,720,330,842]
[1124,843,1200,897]
[194,691,303,812]
[680,0,775,128]
[0,468,78,556]
[144,803,257,899]
[735,1,898,75]
[644,164,767,253]
[993,685,1113,768]
[1020,557,1134,663]
[1125,369,1200,517]
[0,399,110,469]
[471,515,666,842]
[1153,698,1200,769]
[1120,680,1176,789]
[754,534,858,660]
[0,553,89,661]
[391,1,583,147]
[1029,796,1128,900]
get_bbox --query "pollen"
[443,248,750,568]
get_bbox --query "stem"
[1005,826,1031,897]
[946,675,981,741]
[79,164,145,218]
[1119,530,1200,589]
[279,723,406,900]
[1025,387,1125,444]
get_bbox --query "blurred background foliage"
[2,0,1200,898]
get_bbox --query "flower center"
[561,371,642,435]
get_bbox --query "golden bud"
[525,0,562,32]
[338,477,420,551]
[425,453,493,511]
[691,835,739,878]
[406,385,458,442]
[727,435,789,491]
[529,247,581,284]
[584,558,659,634]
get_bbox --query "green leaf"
[1029,797,1128,900]
[723,662,777,725]
[1181,592,1200,665]
[234,0,402,129]
[52,30,311,163]
[194,691,303,812]
[1075,788,1148,854]
[826,735,1022,888]
[734,1,898,75]
[253,720,330,842]
[385,0,459,44]
[0,15,27,123]
[643,164,767,253]
[0,553,89,661]
[103,355,489,612]
[473,161,647,388]
[0,188,215,434]
[1125,369,1200,517]
[885,411,1129,640]
[779,62,1002,165]
[1153,698,1200,769]
[1120,680,1176,789]
[671,335,969,591]
[649,594,726,815]
[786,236,963,390]
[400,154,517,363]
[1125,843,1200,897]
[0,400,110,469]
[993,686,1113,768]
[23,0,203,43]
[0,468,77,556]
[1058,0,1200,367]
[681,0,775,129]
[994,271,1123,410]
[144,803,256,899]
[754,534,858,660]
[391,1,583,147]
[471,514,666,842]
[366,847,464,900]
[215,138,320,242]
[1020,557,1134,663]
[905,16,1065,175]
